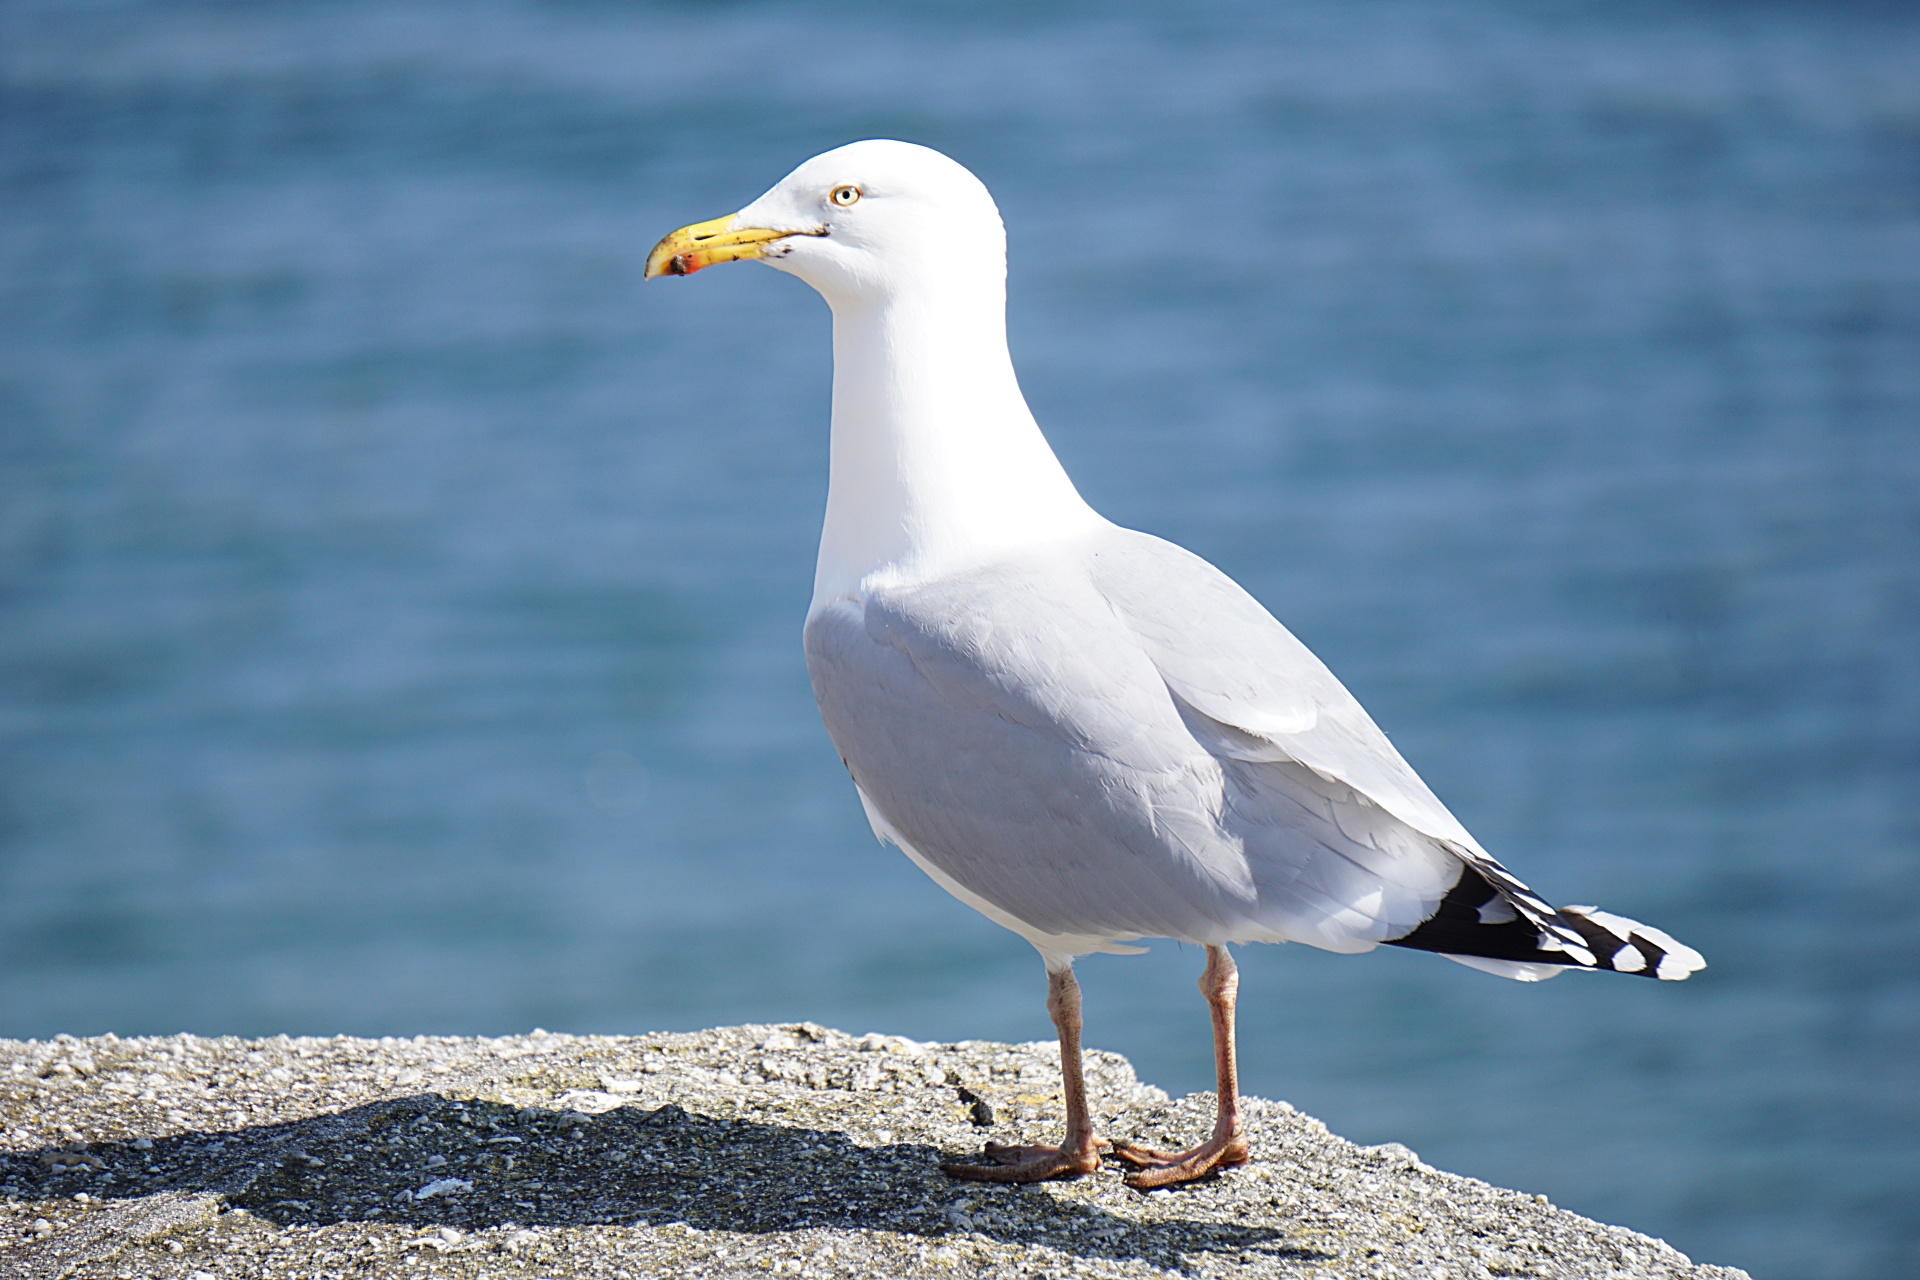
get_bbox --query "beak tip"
[643,252,693,281]
[645,212,781,281]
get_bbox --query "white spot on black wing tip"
[1539,934,1597,968]
[1392,855,1705,980]
[1476,896,1518,925]
[1628,921,1707,979]
[1655,950,1704,980]
[1559,907,1705,980]
[1388,864,1589,971]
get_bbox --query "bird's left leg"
[1112,944,1251,1188]
[941,961,1105,1183]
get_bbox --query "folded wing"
[1090,528,1704,982]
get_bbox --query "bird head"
[644,140,1006,310]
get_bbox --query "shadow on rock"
[18,1094,1326,1271]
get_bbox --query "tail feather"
[1384,863,1705,982]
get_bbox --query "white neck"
[809,278,1102,608]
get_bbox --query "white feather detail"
[1441,955,1566,982]
[1564,906,1707,980]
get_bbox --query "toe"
[1124,1160,1201,1189]
[941,1160,1024,1183]
[1118,1137,1249,1189]
[1109,1140,1178,1169]
[941,1144,1100,1184]
[981,1142,1045,1162]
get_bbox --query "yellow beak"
[644,213,803,279]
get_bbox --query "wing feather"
[1089,529,1595,958]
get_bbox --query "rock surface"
[0,1026,1747,1279]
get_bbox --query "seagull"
[645,140,1704,1188]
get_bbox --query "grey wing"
[1087,529,1476,846]
[804,564,1252,950]
[804,552,1478,956]
[1086,528,1600,964]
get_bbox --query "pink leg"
[941,963,1104,1183]
[1112,945,1251,1188]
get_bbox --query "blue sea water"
[2,1,1916,1275]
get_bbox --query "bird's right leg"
[941,961,1104,1183]
[1111,944,1251,1187]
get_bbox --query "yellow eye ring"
[829,184,862,207]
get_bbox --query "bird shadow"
[15,1093,1328,1272]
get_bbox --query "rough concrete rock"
[0,1027,1747,1279]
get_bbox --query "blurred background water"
[3,1,1916,1275]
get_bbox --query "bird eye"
[829,185,862,207]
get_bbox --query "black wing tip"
[1386,868,1705,980]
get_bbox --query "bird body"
[807,525,1462,960]
[648,139,1703,1185]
